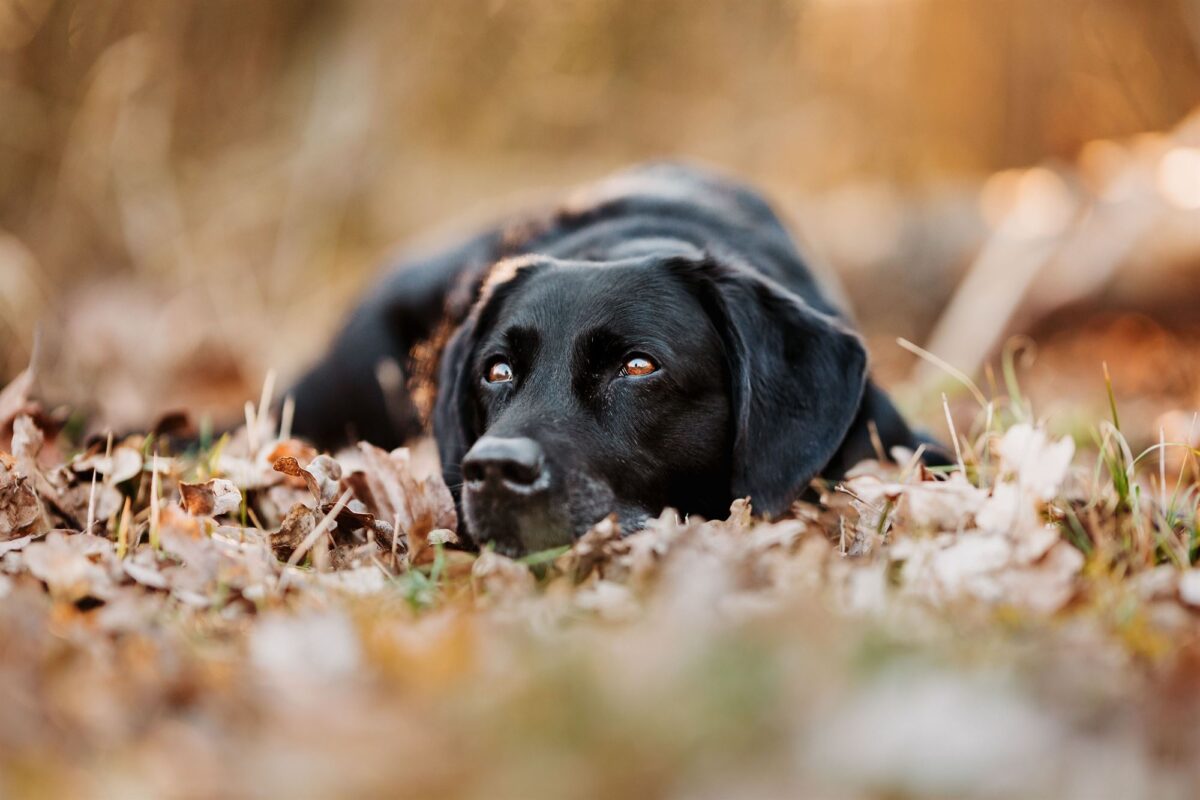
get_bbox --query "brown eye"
[486,361,514,383]
[621,355,657,377]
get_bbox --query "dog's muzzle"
[461,436,564,554]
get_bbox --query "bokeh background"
[2,0,1199,446]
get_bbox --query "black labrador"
[290,163,932,554]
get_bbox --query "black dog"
[291,163,932,554]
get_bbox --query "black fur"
[290,163,935,554]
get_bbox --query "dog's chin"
[462,488,574,556]
[464,499,666,558]
[463,472,631,556]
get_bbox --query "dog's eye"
[621,355,657,377]
[486,361,514,383]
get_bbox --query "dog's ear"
[432,315,480,498]
[667,258,868,515]
[432,260,543,505]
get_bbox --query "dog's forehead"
[493,262,705,337]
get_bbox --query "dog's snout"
[462,436,547,491]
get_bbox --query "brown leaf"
[273,454,342,506]
[558,515,626,583]
[51,481,123,530]
[23,531,116,602]
[11,414,43,470]
[352,443,457,564]
[0,455,44,539]
[265,439,318,468]
[72,445,144,485]
[270,503,317,561]
[0,367,35,434]
[180,479,243,518]
[472,549,535,599]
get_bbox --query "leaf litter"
[1,376,1200,799]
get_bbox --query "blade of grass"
[897,338,988,409]
[1102,362,1121,432]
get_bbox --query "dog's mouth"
[463,487,570,555]
[461,464,622,556]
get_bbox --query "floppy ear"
[432,260,542,507]
[669,258,868,516]
[432,316,480,499]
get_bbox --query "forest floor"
[1,352,1199,800]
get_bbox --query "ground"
[1,361,1199,800]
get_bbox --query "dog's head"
[434,252,867,555]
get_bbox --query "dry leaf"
[72,445,143,484]
[472,548,536,599]
[993,424,1075,500]
[23,531,116,602]
[180,478,243,517]
[0,454,43,538]
[1179,570,1200,607]
[0,367,35,437]
[270,503,317,561]
[11,414,43,468]
[273,454,343,506]
[351,443,457,563]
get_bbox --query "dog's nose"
[461,436,547,491]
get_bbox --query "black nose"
[461,436,547,491]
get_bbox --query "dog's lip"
[486,540,526,559]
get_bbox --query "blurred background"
[1,0,1198,447]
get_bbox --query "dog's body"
[291,163,931,553]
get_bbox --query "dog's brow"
[502,326,540,357]
[573,326,626,362]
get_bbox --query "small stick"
[244,401,259,455]
[392,511,402,564]
[1160,426,1168,515]
[149,452,161,550]
[279,395,295,442]
[85,430,113,535]
[256,369,276,441]
[942,393,966,475]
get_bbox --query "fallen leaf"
[350,443,457,564]
[72,445,143,485]
[11,413,43,468]
[0,367,35,435]
[0,455,43,538]
[270,503,317,561]
[180,479,243,518]
[472,549,536,599]
[273,454,343,506]
[993,424,1075,500]
[23,531,116,602]
[1179,570,1200,607]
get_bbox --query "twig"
[279,395,295,441]
[942,393,966,475]
[244,401,259,455]
[149,452,161,550]
[279,488,354,593]
[85,431,113,535]
[256,369,276,440]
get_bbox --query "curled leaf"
[0,454,43,538]
[72,445,144,484]
[273,454,343,506]
[180,479,243,518]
